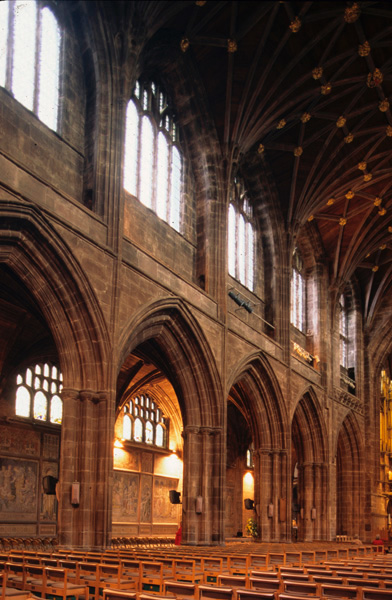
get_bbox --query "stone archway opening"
[114,344,184,539]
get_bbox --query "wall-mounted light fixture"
[228,290,253,313]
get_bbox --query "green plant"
[246,517,259,538]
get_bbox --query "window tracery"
[122,393,167,448]
[228,177,255,291]
[0,0,61,131]
[291,248,305,331]
[15,363,63,424]
[124,80,183,232]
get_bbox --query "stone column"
[302,462,313,541]
[182,426,202,545]
[257,449,272,540]
[182,425,224,545]
[58,389,114,549]
[271,450,280,541]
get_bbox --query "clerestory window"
[123,80,183,232]
[339,293,348,368]
[15,363,63,424]
[0,0,61,132]
[228,177,255,291]
[291,248,305,331]
[122,393,168,448]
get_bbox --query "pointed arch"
[292,387,327,463]
[227,352,288,449]
[117,297,222,428]
[0,201,110,390]
[335,410,364,538]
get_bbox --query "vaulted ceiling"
[143,0,392,329]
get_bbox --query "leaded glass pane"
[228,204,236,277]
[34,377,41,389]
[156,424,164,447]
[246,221,254,291]
[38,7,60,130]
[123,414,131,440]
[124,100,139,196]
[44,363,50,377]
[156,131,168,220]
[238,214,246,284]
[140,116,154,208]
[26,368,32,386]
[16,386,31,418]
[134,418,143,442]
[0,1,9,87]
[33,391,47,421]
[43,379,49,391]
[50,394,62,424]
[12,0,36,111]
[170,146,181,232]
[145,421,153,444]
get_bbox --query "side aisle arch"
[117,297,224,545]
[335,411,364,540]
[226,352,289,541]
[292,387,328,541]
[0,200,112,548]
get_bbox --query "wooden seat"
[282,581,319,596]
[139,561,164,593]
[23,565,45,597]
[217,575,248,589]
[236,589,276,600]
[77,561,101,600]
[1,572,31,600]
[362,589,392,600]
[320,583,359,599]
[163,579,198,599]
[43,567,89,600]
[227,556,250,576]
[198,584,233,600]
[4,563,28,590]
[202,558,224,585]
[102,590,137,600]
[249,579,281,594]
[173,559,204,584]
[98,563,137,595]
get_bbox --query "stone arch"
[335,411,364,539]
[118,296,222,427]
[0,201,109,391]
[117,296,223,544]
[227,352,287,450]
[292,387,328,540]
[226,352,288,541]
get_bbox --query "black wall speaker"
[244,498,254,510]
[169,490,181,504]
[42,475,58,495]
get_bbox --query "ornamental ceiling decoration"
[160,0,392,327]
